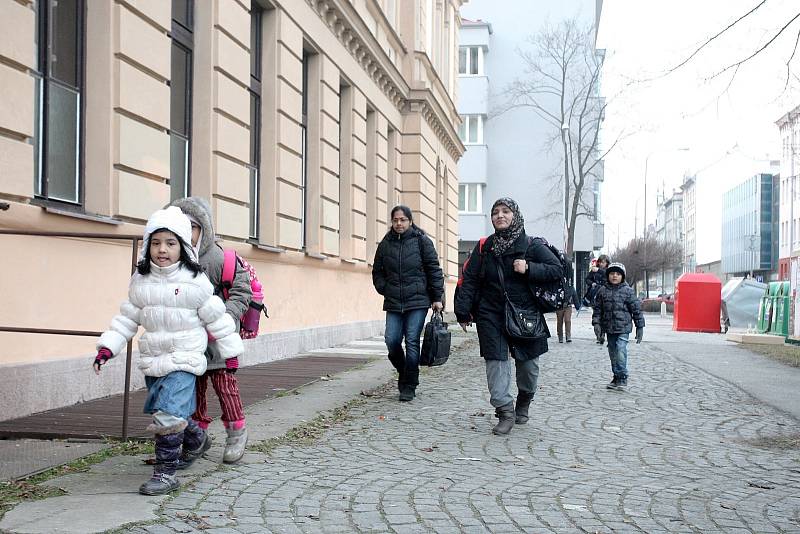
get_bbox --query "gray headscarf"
[491,197,525,257]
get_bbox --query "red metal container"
[673,273,722,333]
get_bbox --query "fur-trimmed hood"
[168,197,216,257]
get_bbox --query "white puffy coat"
[97,262,244,377]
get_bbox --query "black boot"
[140,432,182,495]
[514,392,534,425]
[492,403,515,435]
[177,420,212,470]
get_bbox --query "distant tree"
[612,236,684,290]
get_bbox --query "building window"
[458,183,482,213]
[248,6,263,239]
[458,46,483,75]
[458,115,483,144]
[300,49,310,249]
[170,0,194,201]
[34,0,85,204]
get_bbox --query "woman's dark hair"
[388,205,426,235]
[597,254,611,266]
[136,228,203,277]
[390,205,413,222]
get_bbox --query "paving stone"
[105,324,800,534]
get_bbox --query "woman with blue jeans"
[372,206,444,401]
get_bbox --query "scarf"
[491,197,525,257]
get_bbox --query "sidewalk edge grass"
[247,381,395,455]
[0,440,153,523]
[735,342,800,368]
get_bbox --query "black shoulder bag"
[496,261,548,340]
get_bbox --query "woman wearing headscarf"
[372,205,444,402]
[454,198,563,435]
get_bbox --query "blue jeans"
[384,308,428,389]
[606,333,629,380]
[144,371,197,431]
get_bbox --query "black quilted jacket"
[372,227,444,313]
[591,282,645,334]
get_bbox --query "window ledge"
[248,240,285,254]
[306,252,327,261]
[40,204,122,225]
[340,257,360,265]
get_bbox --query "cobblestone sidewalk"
[129,325,800,533]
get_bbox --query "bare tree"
[666,1,800,89]
[612,236,684,290]
[496,18,618,257]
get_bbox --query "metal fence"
[0,229,141,440]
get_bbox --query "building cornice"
[305,0,464,161]
[406,89,465,161]
[305,0,409,109]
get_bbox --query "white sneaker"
[223,427,248,463]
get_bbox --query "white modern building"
[456,0,604,295]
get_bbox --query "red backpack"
[221,250,268,339]
[453,238,488,320]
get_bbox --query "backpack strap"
[221,249,237,300]
[477,236,489,279]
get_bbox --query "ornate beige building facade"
[0,0,464,419]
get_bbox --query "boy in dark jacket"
[591,262,644,391]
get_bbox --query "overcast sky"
[597,0,800,264]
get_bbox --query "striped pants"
[191,369,245,429]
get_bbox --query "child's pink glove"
[225,356,239,374]
[93,347,112,374]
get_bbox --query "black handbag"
[496,262,548,340]
[420,311,451,366]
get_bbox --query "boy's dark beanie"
[606,262,626,282]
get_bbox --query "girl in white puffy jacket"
[93,206,243,496]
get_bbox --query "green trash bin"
[756,294,771,333]
[757,282,781,333]
[770,282,791,337]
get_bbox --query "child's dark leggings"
[192,369,245,429]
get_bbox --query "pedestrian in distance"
[585,254,610,344]
[454,198,563,435]
[556,282,581,343]
[93,207,243,495]
[372,205,445,402]
[170,197,252,466]
[591,262,645,391]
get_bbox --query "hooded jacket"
[591,263,645,334]
[169,197,252,370]
[97,207,244,377]
[372,226,444,313]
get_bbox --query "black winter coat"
[591,282,645,334]
[454,233,563,361]
[372,227,444,313]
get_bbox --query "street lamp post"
[561,123,570,253]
